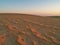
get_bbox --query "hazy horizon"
[0,0,60,16]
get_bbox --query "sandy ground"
[0,14,60,45]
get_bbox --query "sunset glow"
[0,0,60,16]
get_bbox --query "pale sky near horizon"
[0,0,60,16]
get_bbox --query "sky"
[0,0,60,16]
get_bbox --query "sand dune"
[0,13,60,45]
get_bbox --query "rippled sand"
[0,14,60,45]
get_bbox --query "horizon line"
[0,13,60,16]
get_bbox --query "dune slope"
[0,14,60,45]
